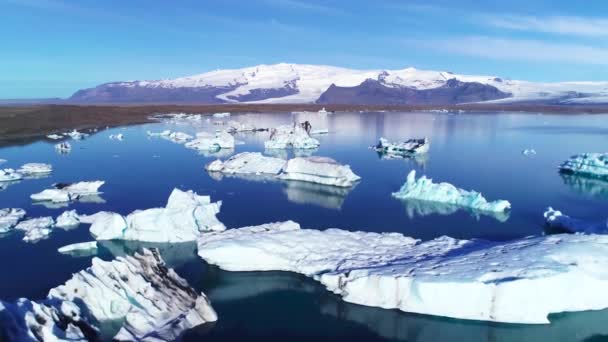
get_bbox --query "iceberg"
[544,207,608,234]
[375,137,430,155]
[278,156,361,187]
[522,148,537,156]
[55,142,72,154]
[17,163,53,175]
[206,152,286,176]
[55,210,81,229]
[109,133,124,140]
[30,181,105,204]
[14,217,55,242]
[393,170,511,214]
[227,120,256,133]
[185,131,235,151]
[213,112,230,118]
[46,133,63,140]
[89,188,225,242]
[559,153,608,178]
[66,129,88,140]
[57,241,98,256]
[198,222,608,324]
[0,208,26,233]
[265,124,320,150]
[0,168,23,182]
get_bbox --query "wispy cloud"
[261,0,346,15]
[483,15,608,37]
[407,36,608,65]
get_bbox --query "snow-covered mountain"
[69,63,608,104]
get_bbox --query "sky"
[3,0,608,98]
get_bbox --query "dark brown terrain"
[1,103,608,147]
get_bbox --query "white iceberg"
[14,217,55,242]
[46,133,63,140]
[278,156,361,187]
[31,181,105,204]
[0,168,23,182]
[185,131,235,151]
[206,152,286,176]
[109,133,124,140]
[167,131,193,143]
[544,207,608,234]
[522,148,537,156]
[227,120,256,133]
[375,137,430,155]
[54,142,72,154]
[0,208,26,233]
[393,170,511,214]
[66,129,87,140]
[17,163,53,175]
[55,210,81,229]
[89,188,225,242]
[265,124,320,150]
[310,129,329,135]
[213,112,231,118]
[198,222,608,324]
[147,129,172,137]
[559,153,608,178]
[57,241,98,256]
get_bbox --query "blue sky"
[3,0,608,98]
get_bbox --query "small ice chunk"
[17,163,53,175]
[213,112,231,118]
[109,133,124,140]
[0,168,23,182]
[55,210,80,229]
[66,129,87,140]
[31,181,105,204]
[278,156,361,187]
[205,152,286,175]
[375,137,430,155]
[522,149,537,156]
[0,208,26,233]
[55,142,72,154]
[185,130,235,151]
[265,124,320,150]
[198,223,608,324]
[544,207,608,234]
[560,153,608,178]
[15,217,55,242]
[392,170,511,214]
[46,133,63,140]
[58,241,97,255]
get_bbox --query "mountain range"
[68,63,608,105]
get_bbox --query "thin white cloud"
[261,0,346,15]
[484,15,608,37]
[408,36,608,65]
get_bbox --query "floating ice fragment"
[559,153,608,178]
[278,156,361,187]
[31,181,105,204]
[17,163,52,175]
[265,124,320,150]
[109,133,124,140]
[522,148,537,156]
[55,142,72,154]
[14,217,55,242]
[375,137,429,155]
[55,210,80,229]
[57,241,97,256]
[392,170,511,214]
[185,131,235,151]
[0,168,22,182]
[199,222,608,324]
[0,208,26,233]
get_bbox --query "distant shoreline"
[1,103,608,147]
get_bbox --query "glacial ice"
[278,156,361,187]
[213,112,230,118]
[17,163,53,175]
[0,168,23,182]
[55,142,72,154]
[30,181,105,204]
[89,188,225,242]
[227,120,256,133]
[206,152,286,176]
[0,208,26,233]
[66,129,88,140]
[559,153,608,178]
[109,133,124,140]
[522,148,537,156]
[393,170,511,214]
[46,133,63,140]
[264,124,320,149]
[14,217,55,242]
[58,241,98,256]
[185,131,235,151]
[544,207,608,234]
[375,137,430,155]
[401,199,510,222]
[55,210,81,229]
[198,222,608,324]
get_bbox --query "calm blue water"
[1,111,608,341]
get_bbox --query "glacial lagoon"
[1,111,608,341]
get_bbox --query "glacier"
[265,124,320,150]
[544,207,608,234]
[30,181,105,204]
[393,170,511,214]
[559,153,608,179]
[0,208,26,233]
[198,221,608,324]
[0,249,217,341]
[89,188,225,242]
[278,156,361,187]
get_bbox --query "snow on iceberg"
[89,188,225,242]
[0,168,23,182]
[14,217,55,242]
[278,156,361,187]
[544,207,608,234]
[206,152,286,176]
[30,181,105,204]
[265,124,320,150]
[46,133,63,140]
[559,153,608,178]
[198,222,608,324]
[185,131,235,151]
[55,210,81,229]
[0,208,26,233]
[375,137,430,155]
[17,163,53,175]
[393,170,511,215]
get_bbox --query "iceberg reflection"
[400,199,510,222]
[560,173,608,199]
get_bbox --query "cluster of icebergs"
[0,163,53,186]
[46,129,89,141]
[374,137,430,156]
[1,209,82,242]
[265,124,320,150]
[148,129,236,152]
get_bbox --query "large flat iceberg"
[559,153,608,178]
[89,188,225,242]
[278,156,361,187]
[14,217,55,242]
[0,208,26,233]
[206,152,286,176]
[265,124,320,150]
[0,168,23,182]
[198,222,608,324]
[374,137,430,156]
[30,181,105,204]
[185,131,235,151]
[393,170,511,215]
